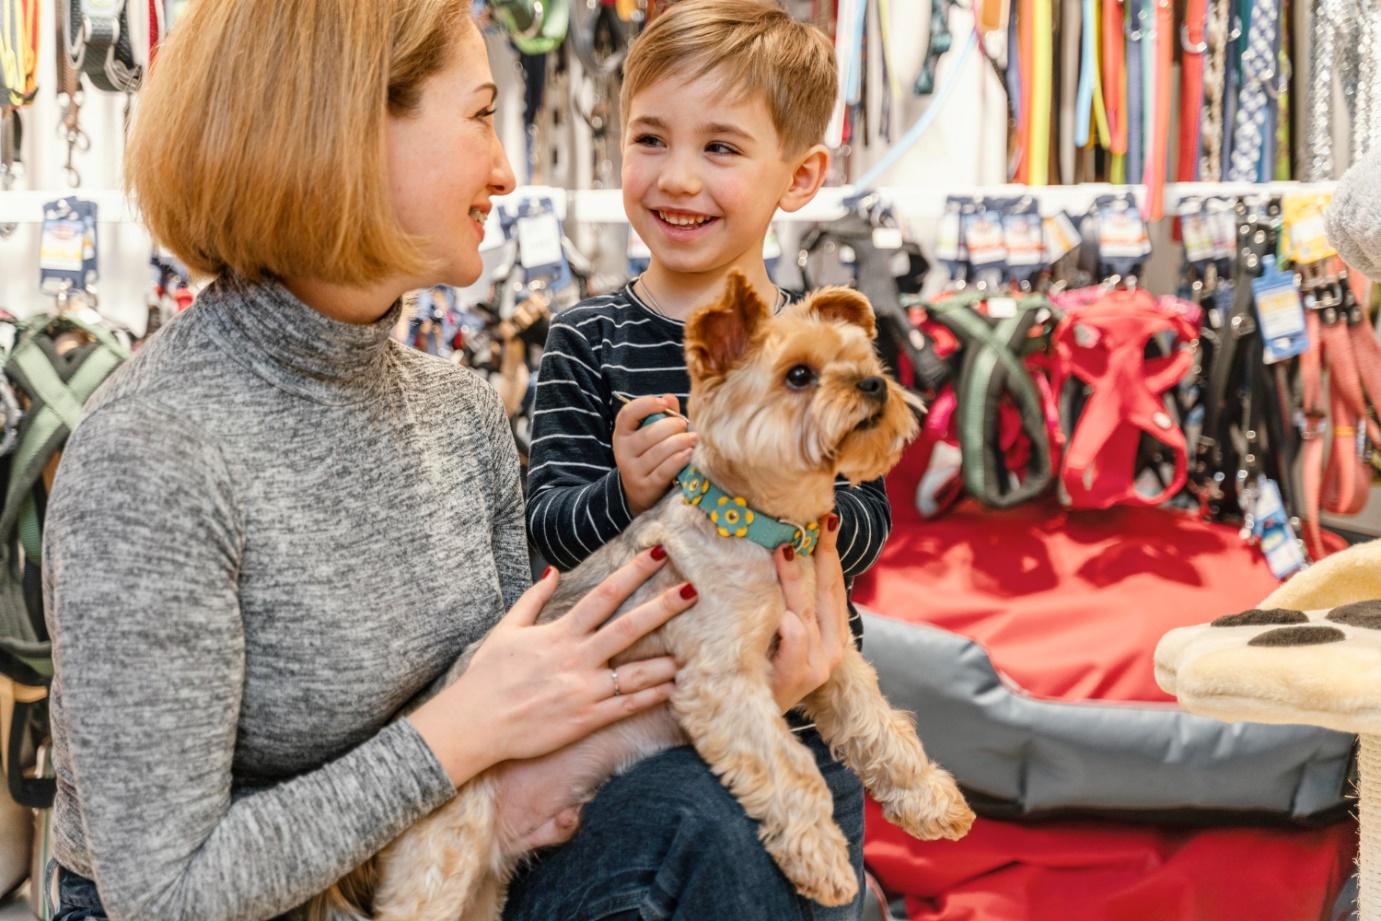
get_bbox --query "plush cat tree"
[1156,542,1381,920]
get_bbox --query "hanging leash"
[0,0,37,106]
[1177,0,1211,181]
[1199,0,1230,180]
[62,0,144,93]
[1124,0,1146,183]
[1101,0,1128,179]
[1226,0,1279,180]
[1141,0,1173,218]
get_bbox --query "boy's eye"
[785,365,816,389]
[633,134,664,148]
[706,142,739,155]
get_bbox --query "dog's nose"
[857,376,887,402]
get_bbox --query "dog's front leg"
[371,773,506,921]
[671,655,858,907]
[803,646,974,841]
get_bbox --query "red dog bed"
[854,441,1357,920]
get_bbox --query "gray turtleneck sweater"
[42,275,529,920]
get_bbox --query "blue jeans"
[49,863,290,921]
[504,728,866,921]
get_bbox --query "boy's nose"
[657,157,702,196]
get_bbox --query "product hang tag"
[934,198,966,269]
[1205,199,1238,264]
[1253,476,1307,579]
[1251,256,1309,363]
[1004,204,1044,271]
[39,197,95,293]
[963,205,1007,269]
[1042,211,1081,264]
[513,198,566,273]
[1178,198,1216,266]
[1282,193,1336,266]
[1096,194,1151,274]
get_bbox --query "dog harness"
[1051,288,1197,509]
[925,293,1060,509]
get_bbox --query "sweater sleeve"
[43,399,456,921]
[479,380,532,609]
[834,475,892,580]
[525,318,634,571]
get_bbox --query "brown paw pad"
[1211,608,1308,627]
[1246,625,1346,647]
[1327,600,1381,630]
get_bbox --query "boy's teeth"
[469,208,486,222]
[658,211,712,227]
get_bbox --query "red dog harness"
[1051,289,1198,509]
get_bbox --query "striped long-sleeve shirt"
[526,283,893,641]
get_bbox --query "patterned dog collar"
[675,464,822,557]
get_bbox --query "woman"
[43,2,853,919]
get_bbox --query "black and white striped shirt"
[526,283,893,642]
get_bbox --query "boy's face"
[621,72,806,279]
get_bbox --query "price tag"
[1252,257,1309,363]
[871,226,904,251]
[1097,197,1151,265]
[1179,200,1216,265]
[39,197,99,293]
[985,297,1018,319]
[517,211,565,272]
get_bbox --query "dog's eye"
[785,365,816,389]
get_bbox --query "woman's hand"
[768,514,849,712]
[410,547,696,785]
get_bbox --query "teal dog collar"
[676,464,822,557]
[637,409,822,556]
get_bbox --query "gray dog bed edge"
[859,611,1355,824]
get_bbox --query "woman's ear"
[777,144,831,214]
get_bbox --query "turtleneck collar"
[203,274,402,404]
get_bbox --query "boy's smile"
[621,73,823,313]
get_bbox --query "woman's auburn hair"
[125,0,467,285]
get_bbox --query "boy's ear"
[777,143,831,214]
[807,285,877,339]
[686,271,771,382]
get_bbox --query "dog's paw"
[767,821,859,907]
[881,767,975,841]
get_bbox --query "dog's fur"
[312,272,974,921]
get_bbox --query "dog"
[317,270,975,921]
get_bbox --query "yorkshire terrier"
[316,271,974,921]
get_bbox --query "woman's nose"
[490,134,517,195]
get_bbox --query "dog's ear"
[808,286,877,339]
[686,271,771,381]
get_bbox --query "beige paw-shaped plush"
[1155,601,1381,734]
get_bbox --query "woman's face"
[386,22,515,288]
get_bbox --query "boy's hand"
[614,394,698,515]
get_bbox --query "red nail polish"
[651,544,668,561]
[827,514,841,532]
[783,544,796,562]
[542,566,555,580]
[679,583,698,600]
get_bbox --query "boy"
[527,0,892,650]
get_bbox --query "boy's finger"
[615,395,678,434]
[641,431,696,468]
[629,416,690,457]
[646,449,695,491]
[501,566,560,628]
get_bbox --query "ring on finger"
[609,668,622,697]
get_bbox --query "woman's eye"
[475,107,497,121]
[785,365,816,389]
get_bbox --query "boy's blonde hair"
[124,0,469,285]
[620,0,837,155]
